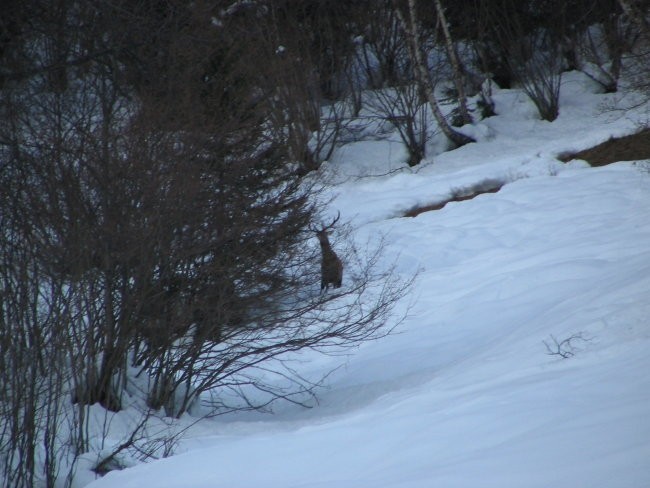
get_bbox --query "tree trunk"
[394,0,475,148]
[434,0,472,125]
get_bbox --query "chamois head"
[311,212,338,243]
[310,212,343,291]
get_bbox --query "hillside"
[83,72,650,488]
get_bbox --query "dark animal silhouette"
[311,213,343,291]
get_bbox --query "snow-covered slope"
[86,73,650,488]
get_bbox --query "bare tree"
[550,0,631,93]
[367,81,432,166]
[393,0,475,147]
[480,0,566,121]
[0,2,413,485]
[433,0,473,125]
[238,1,360,175]
[353,0,408,90]
[617,0,650,100]
[617,0,650,33]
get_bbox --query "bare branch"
[544,333,591,359]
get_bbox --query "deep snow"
[85,72,650,488]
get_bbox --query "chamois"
[311,213,343,291]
